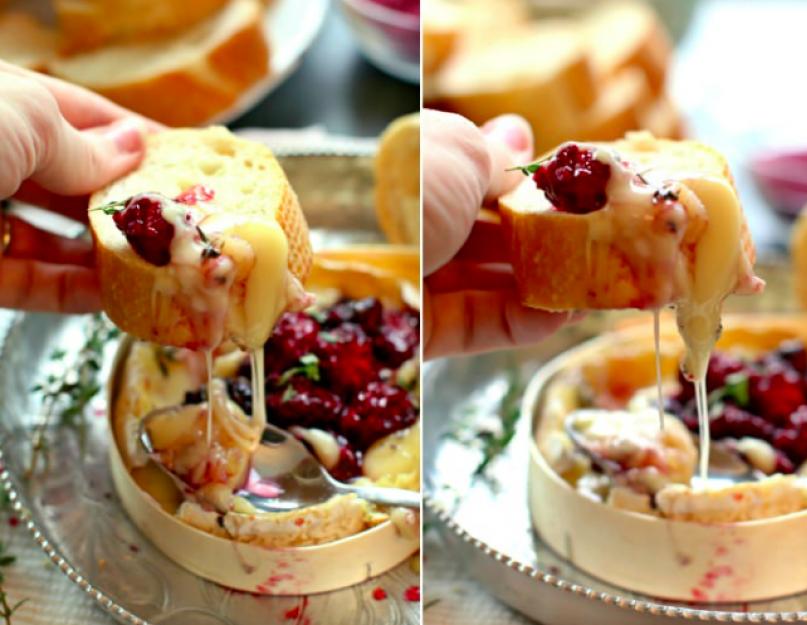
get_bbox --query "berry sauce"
[669,339,807,471]
[188,297,420,480]
[110,186,216,266]
[112,193,175,266]
[532,144,612,214]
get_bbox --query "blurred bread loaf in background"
[55,0,230,54]
[375,113,420,247]
[0,11,57,72]
[424,0,683,154]
[0,0,271,127]
[50,0,268,126]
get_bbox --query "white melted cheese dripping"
[580,141,762,487]
[150,196,296,441]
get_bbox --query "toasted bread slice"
[90,127,312,350]
[0,12,57,72]
[48,0,268,127]
[583,1,672,95]
[375,113,420,247]
[431,22,597,154]
[500,132,761,378]
[55,0,230,54]
[499,132,757,312]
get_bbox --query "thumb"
[31,116,146,196]
[480,114,534,202]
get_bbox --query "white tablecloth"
[422,530,535,625]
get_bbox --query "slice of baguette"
[499,132,756,312]
[374,113,420,247]
[90,127,312,350]
[432,22,597,155]
[579,67,654,141]
[48,0,269,127]
[55,0,230,54]
[0,12,57,72]
[583,1,672,95]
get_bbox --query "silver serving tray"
[0,149,418,625]
[424,260,807,624]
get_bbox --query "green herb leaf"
[318,332,338,344]
[506,155,551,176]
[473,370,523,478]
[708,372,750,408]
[90,199,127,215]
[281,386,297,403]
[277,354,320,386]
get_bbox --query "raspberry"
[532,144,611,214]
[709,404,774,440]
[266,377,343,430]
[175,184,215,205]
[706,353,747,390]
[774,340,807,374]
[373,308,419,368]
[263,312,320,376]
[749,366,805,425]
[325,298,383,335]
[342,381,417,449]
[316,324,378,396]
[329,443,363,481]
[112,193,174,266]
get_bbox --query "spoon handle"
[335,483,421,509]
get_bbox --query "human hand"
[423,109,580,359]
[0,61,157,313]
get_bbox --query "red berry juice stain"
[372,587,387,601]
[403,585,420,602]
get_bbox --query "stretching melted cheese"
[575,134,763,481]
[151,195,302,441]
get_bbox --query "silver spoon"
[139,405,421,512]
[564,416,761,487]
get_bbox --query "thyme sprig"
[506,155,551,176]
[473,371,522,477]
[0,590,25,625]
[29,314,120,474]
[90,199,127,215]
[0,541,26,624]
[446,369,523,480]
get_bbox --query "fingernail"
[482,115,531,153]
[105,119,145,154]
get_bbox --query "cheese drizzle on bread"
[500,132,763,480]
[90,127,312,444]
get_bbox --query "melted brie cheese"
[561,136,763,482]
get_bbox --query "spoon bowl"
[139,405,421,512]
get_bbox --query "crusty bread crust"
[374,113,420,247]
[499,134,755,311]
[431,23,597,155]
[90,127,312,347]
[49,0,269,127]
